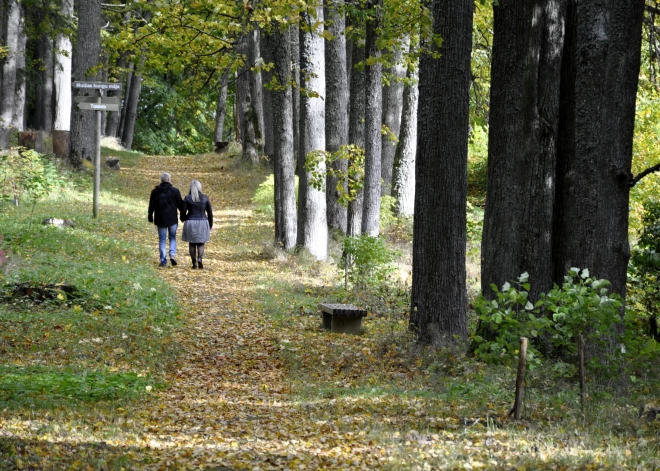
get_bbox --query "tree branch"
[630,162,660,187]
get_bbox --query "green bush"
[0,149,64,210]
[340,235,399,290]
[472,269,623,375]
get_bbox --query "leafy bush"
[340,235,399,290]
[472,269,623,375]
[0,149,63,210]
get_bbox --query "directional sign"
[77,102,120,112]
[74,96,120,105]
[73,81,122,91]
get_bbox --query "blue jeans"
[158,224,178,264]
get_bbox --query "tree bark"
[240,28,263,165]
[261,32,274,158]
[325,0,349,233]
[554,0,644,300]
[11,4,27,132]
[297,3,328,260]
[392,64,418,218]
[35,35,55,131]
[0,0,22,149]
[117,61,134,141]
[269,27,297,250]
[381,39,408,196]
[291,26,301,173]
[361,0,383,237]
[106,11,130,139]
[53,0,73,160]
[121,55,145,150]
[214,67,231,143]
[69,0,101,167]
[481,0,566,301]
[410,0,473,342]
[347,38,366,237]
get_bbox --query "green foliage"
[305,145,365,207]
[252,174,299,217]
[340,235,399,290]
[473,269,623,376]
[0,149,63,210]
[0,365,161,407]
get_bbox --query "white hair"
[189,180,202,202]
[161,172,171,183]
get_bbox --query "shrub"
[340,235,399,291]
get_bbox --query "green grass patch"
[0,364,163,408]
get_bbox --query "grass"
[0,156,180,411]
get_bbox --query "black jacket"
[182,194,213,229]
[148,182,185,227]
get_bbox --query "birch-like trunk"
[324,0,349,233]
[53,0,73,157]
[11,6,27,132]
[69,0,101,166]
[361,0,383,237]
[297,4,328,260]
[0,0,22,148]
[392,65,418,218]
[214,68,231,143]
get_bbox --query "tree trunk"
[269,27,297,250]
[11,4,27,133]
[381,39,408,196]
[52,0,74,158]
[0,0,22,149]
[240,29,263,165]
[481,0,566,301]
[297,3,328,260]
[214,67,231,143]
[69,0,101,167]
[121,55,145,150]
[392,64,418,218]
[347,39,366,237]
[410,0,473,342]
[106,13,130,140]
[325,0,349,233]
[35,36,54,131]
[261,33,274,158]
[252,28,266,154]
[291,26,301,173]
[554,0,644,300]
[117,61,134,141]
[361,0,383,237]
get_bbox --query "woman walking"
[181,180,213,269]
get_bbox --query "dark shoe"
[171,258,178,266]
[197,260,203,269]
[159,262,167,268]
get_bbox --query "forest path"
[123,154,384,469]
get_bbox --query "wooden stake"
[509,337,528,420]
[578,334,586,414]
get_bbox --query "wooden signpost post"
[73,82,122,218]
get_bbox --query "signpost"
[73,81,122,218]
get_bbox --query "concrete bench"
[319,303,367,334]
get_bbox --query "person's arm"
[148,189,156,223]
[176,190,187,222]
[206,199,213,229]
[180,195,188,222]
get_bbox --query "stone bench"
[319,303,367,335]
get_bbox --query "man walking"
[148,172,186,267]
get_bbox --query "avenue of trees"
[2,0,660,357]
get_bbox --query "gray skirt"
[182,219,210,243]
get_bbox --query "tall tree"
[392,64,418,218]
[0,0,23,149]
[240,28,264,165]
[53,0,73,158]
[269,27,297,250]
[347,38,365,237]
[361,0,383,236]
[106,11,131,139]
[410,0,473,342]
[481,0,566,301]
[11,3,27,132]
[297,2,328,260]
[291,26,300,171]
[553,0,644,300]
[214,67,231,143]
[121,54,145,150]
[261,33,274,157]
[34,36,54,131]
[69,0,101,167]
[325,0,349,233]
[381,39,408,196]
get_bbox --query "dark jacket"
[182,194,213,229]
[148,182,185,227]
